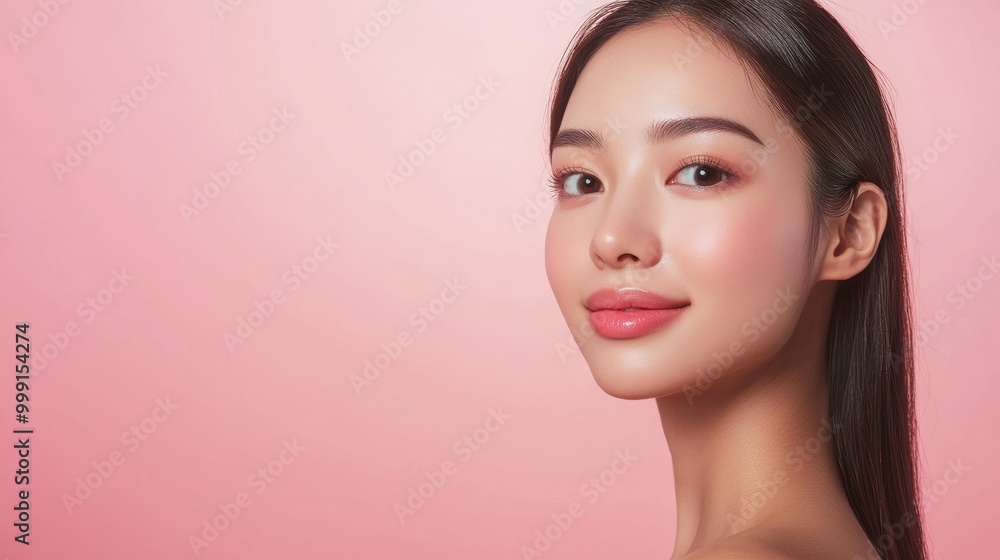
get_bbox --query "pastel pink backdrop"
[0,0,994,558]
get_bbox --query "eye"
[548,169,604,198]
[676,165,725,187]
[669,156,737,188]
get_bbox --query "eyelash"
[546,165,592,199]
[547,155,740,200]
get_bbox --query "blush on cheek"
[676,210,765,287]
[544,219,580,298]
[720,197,808,276]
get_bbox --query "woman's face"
[545,18,824,400]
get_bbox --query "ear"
[818,182,888,281]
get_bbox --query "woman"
[543,1,926,558]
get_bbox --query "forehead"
[560,18,783,143]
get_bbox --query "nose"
[589,180,664,271]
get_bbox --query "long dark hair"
[545,1,925,558]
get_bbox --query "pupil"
[695,166,721,185]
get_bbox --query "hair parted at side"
[546,1,925,559]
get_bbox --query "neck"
[659,286,849,558]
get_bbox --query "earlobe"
[818,182,888,281]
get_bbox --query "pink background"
[0,0,995,558]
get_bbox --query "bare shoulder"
[681,523,875,560]
[681,536,802,560]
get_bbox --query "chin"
[585,360,686,401]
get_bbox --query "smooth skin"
[544,18,887,560]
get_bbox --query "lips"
[585,288,689,339]
[585,287,688,312]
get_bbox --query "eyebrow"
[550,116,764,154]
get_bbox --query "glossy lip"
[585,287,688,312]
[585,287,689,339]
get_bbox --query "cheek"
[544,215,583,308]
[672,191,811,306]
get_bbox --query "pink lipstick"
[585,287,689,339]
